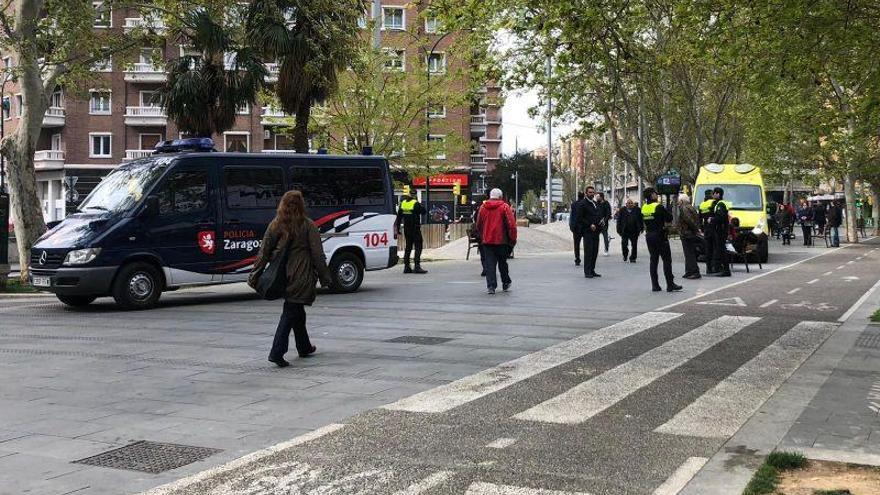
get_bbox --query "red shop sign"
[412,174,469,187]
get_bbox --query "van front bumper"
[30,266,118,296]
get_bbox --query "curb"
[0,292,52,298]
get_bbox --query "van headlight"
[63,248,102,266]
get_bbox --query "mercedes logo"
[38,251,47,266]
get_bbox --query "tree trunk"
[293,99,311,153]
[871,189,879,236]
[843,173,857,243]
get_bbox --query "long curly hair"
[269,190,307,242]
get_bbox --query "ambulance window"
[225,167,284,209]
[291,166,385,207]
[159,170,207,214]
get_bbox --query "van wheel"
[112,262,163,310]
[329,252,364,293]
[56,295,97,307]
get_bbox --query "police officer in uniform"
[642,188,682,292]
[395,194,427,274]
[707,187,732,277]
[699,189,715,271]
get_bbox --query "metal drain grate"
[856,332,880,349]
[73,441,222,474]
[385,336,453,345]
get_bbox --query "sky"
[500,88,577,157]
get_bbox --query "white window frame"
[93,1,111,28]
[237,102,250,115]
[382,6,405,31]
[427,52,446,74]
[427,105,446,119]
[89,90,112,115]
[50,90,63,108]
[50,133,62,151]
[139,133,162,150]
[425,16,440,34]
[2,56,11,69]
[428,134,446,160]
[383,48,405,72]
[139,90,159,107]
[357,13,368,29]
[224,131,250,152]
[93,54,112,72]
[14,94,22,117]
[89,132,113,158]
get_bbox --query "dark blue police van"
[30,139,398,309]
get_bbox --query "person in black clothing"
[394,194,427,274]
[577,186,602,278]
[597,192,613,255]
[642,187,682,292]
[616,198,643,262]
[707,187,731,277]
[827,200,843,247]
[812,201,827,237]
[569,192,585,266]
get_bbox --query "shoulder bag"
[253,237,290,300]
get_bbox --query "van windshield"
[78,159,169,213]
[695,184,763,211]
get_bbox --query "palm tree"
[247,0,367,152]
[160,9,266,139]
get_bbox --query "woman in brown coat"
[254,191,332,367]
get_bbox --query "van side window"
[225,167,284,209]
[291,167,385,207]
[158,170,207,214]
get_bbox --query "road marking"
[842,276,860,282]
[807,278,820,284]
[514,316,760,424]
[465,482,591,495]
[695,297,746,307]
[652,457,709,495]
[847,260,855,264]
[139,423,346,495]
[384,312,682,413]
[787,288,801,294]
[869,381,880,414]
[857,256,864,260]
[823,271,833,276]
[759,299,778,308]
[394,471,454,495]
[486,437,518,449]
[655,321,837,438]
[839,277,880,322]
[837,265,846,270]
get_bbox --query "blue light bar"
[154,138,215,153]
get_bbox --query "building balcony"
[124,106,167,126]
[470,153,487,165]
[42,107,65,127]
[265,63,280,82]
[261,107,289,126]
[124,149,154,161]
[123,17,166,33]
[34,150,64,170]
[123,63,167,83]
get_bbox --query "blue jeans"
[830,226,840,247]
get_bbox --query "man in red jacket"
[476,188,518,294]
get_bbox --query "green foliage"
[0,279,38,293]
[742,464,780,495]
[767,451,808,470]
[870,308,880,323]
[489,152,554,205]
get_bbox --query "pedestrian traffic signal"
[403,185,410,196]
[453,182,461,196]
[460,194,467,205]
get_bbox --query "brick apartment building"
[1,1,502,223]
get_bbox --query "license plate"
[32,276,51,287]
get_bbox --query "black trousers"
[404,228,423,266]
[710,229,729,273]
[582,230,601,275]
[801,225,812,246]
[681,236,701,276]
[621,234,639,261]
[704,233,715,272]
[601,225,611,252]
[483,244,511,290]
[572,230,583,262]
[646,232,675,288]
[270,301,312,358]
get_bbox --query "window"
[357,13,368,29]
[139,133,162,150]
[139,90,160,107]
[93,55,112,72]
[290,167,386,207]
[694,184,764,212]
[236,102,250,115]
[2,57,11,69]
[90,133,112,158]
[159,170,208,215]
[425,16,440,34]
[139,47,161,67]
[427,53,446,73]
[389,134,405,158]
[224,167,284,209]
[383,49,405,72]
[15,95,22,117]
[2,97,9,120]
[224,132,249,152]
[428,135,446,159]
[93,1,111,28]
[382,7,404,30]
[89,91,111,114]
[50,90,63,108]
[427,105,446,118]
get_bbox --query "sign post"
[0,191,9,289]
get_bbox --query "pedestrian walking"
[828,200,843,247]
[642,188,682,292]
[616,198,643,263]
[570,192,585,266]
[797,199,813,246]
[676,194,702,279]
[472,200,486,276]
[707,187,732,277]
[577,186,603,278]
[813,200,827,238]
[395,193,428,274]
[253,191,332,368]
[776,203,795,245]
[597,192,613,256]
[476,188,517,294]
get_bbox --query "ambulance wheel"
[330,252,363,293]
[112,262,163,310]
[56,295,97,307]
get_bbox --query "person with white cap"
[475,188,518,294]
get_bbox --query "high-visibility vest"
[713,200,733,213]
[641,202,659,221]
[699,199,714,215]
[400,199,417,214]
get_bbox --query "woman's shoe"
[298,345,317,358]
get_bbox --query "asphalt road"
[0,237,877,495]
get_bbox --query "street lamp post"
[511,169,519,217]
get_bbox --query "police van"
[29,138,399,309]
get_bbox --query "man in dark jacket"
[569,192,585,266]
[616,198,643,262]
[677,193,702,279]
[827,200,843,247]
[813,201,827,237]
[597,192,613,256]
[577,186,603,278]
[395,194,427,274]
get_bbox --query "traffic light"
[453,182,461,196]
[402,185,410,196]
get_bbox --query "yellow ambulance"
[694,163,769,262]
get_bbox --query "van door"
[142,164,218,285]
[218,165,285,281]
